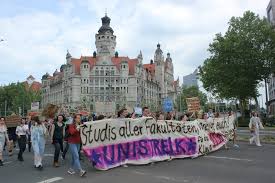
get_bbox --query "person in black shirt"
[50,114,65,167]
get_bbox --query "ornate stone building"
[41,14,179,114]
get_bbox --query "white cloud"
[0,0,270,86]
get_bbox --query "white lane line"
[3,161,12,165]
[204,155,253,162]
[131,170,148,175]
[37,177,63,183]
[44,153,54,157]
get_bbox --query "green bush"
[237,116,250,127]
[263,116,275,127]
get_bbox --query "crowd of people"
[0,106,265,177]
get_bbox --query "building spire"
[105,8,107,16]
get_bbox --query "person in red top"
[67,114,86,177]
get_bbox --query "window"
[95,71,99,75]
[111,71,114,75]
[100,70,104,76]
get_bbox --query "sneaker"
[233,144,240,148]
[80,170,86,177]
[0,160,3,166]
[249,138,253,144]
[256,144,262,147]
[123,164,128,167]
[67,168,76,175]
[53,162,59,167]
[38,165,43,171]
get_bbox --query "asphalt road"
[237,129,275,136]
[0,142,274,183]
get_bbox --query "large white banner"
[80,116,235,170]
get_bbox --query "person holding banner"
[156,112,165,120]
[118,108,128,118]
[67,114,86,177]
[0,117,9,166]
[249,112,264,146]
[180,114,189,122]
[142,107,151,117]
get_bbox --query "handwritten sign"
[186,97,201,113]
[80,116,234,170]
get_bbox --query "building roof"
[23,81,41,92]
[143,63,155,73]
[70,56,138,75]
[27,75,35,80]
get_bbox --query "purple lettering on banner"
[208,133,225,147]
[83,137,197,170]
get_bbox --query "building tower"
[95,14,117,56]
[154,43,165,96]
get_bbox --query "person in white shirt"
[249,112,264,146]
[16,118,29,161]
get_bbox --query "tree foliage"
[0,82,41,116]
[199,11,275,109]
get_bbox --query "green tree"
[0,82,41,116]
[177,86,207,111]
[199,11,275,116]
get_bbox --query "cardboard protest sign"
[186,97,201,113]
[80,116,235,170]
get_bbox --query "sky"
[0,0,271,105]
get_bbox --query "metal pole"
[265,78,269,114]
[4,100,7,116]
[179,91,182,113]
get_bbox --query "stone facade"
[267,1,275,115]
[41,15,179,114]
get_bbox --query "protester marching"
[0,105,268,179]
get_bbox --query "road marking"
[3,161,12,165]
[204,155,253,162]
[44,153,54,157]
[37,177,63,183]
[131,170,148,175]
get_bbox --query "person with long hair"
[16,118,28,161]
[249,112,264,146]
[0,117,9,166]
[67,114,86,177]
[31,116,47,170]
[50,114,65,167]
